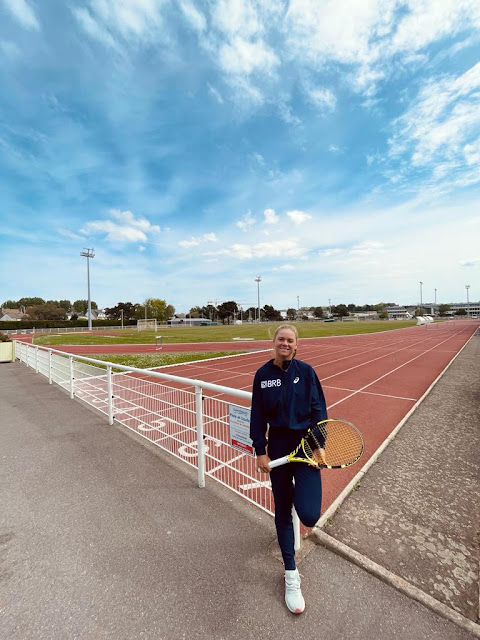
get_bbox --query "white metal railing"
[14,341,278,521]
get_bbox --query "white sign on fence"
[229,404,254,456]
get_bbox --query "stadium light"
[466,285,470,317]
[419,281,423,306]
[80,248,95,330]
[255,276,261,323]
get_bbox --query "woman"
[250,324,327,614]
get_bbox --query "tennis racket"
[268,419,364,470]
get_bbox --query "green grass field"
[33,319,418,346]
[84,351,241,371]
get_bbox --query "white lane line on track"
[327,328,465,409]
[323,385,417,402]
[209,452,246,474]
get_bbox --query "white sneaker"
[284,569,305,614]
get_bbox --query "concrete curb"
[313,530,480,638]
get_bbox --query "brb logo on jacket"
[261,379,281,388]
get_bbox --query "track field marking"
[328,329,464,409]
[324,385,417,402]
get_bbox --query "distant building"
[66,309,108,321]
[168,317,214,326]
[385,306,412,320]
[0,307,28,321]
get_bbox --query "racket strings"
[307,420,364,467]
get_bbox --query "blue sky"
[1,0,479,314]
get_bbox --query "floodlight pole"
[465,285,470,317]
[419,281,423,307]
[255,277,261,323]
[80,248,95,330]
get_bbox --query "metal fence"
[14,341,275,518]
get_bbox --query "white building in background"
[385,306,412,319]
[0,307,28,321]
[447,302,480,317]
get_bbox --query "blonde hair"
[273,324,298,341]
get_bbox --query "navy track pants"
[268,428,322,570]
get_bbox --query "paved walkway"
[0,338,479,639]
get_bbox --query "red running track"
[20,320,480,512]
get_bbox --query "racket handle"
[268,456,289,469]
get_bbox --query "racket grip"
[268,456,289,469]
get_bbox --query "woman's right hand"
[256,454,271,474]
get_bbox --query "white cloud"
[218,37,279,76]
[58,229,84,241]
[204,239,307,260]
[73,7,119,49]
[264,208,279,224]
[305,86,336,112]
[2,0,40,30]
[73,0,166,48]
[82,220,148,243]
[81,210,160,243]
[236,211,256,230]
[179,237,200,248]
[211,0,264,38]
[207,83,224,104]
[179,0,207,32]
[273,264,295,271]
[278,103,301,126]
[459,258,480,267]
[285,0,480,96]
[179,232,217,247]
[286,210,312,224]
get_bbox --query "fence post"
[48,350,52,384]
[26,343,29,368]
[69,356,74,399]
[195,385,205,488]
[35,346,39,373]
[107,365,114,425]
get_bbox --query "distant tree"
[262,305,281,321]
[455,308,467,316]
[188,306,204,318]
[217,301,238,324]
[19,297,45,307]
[59,299,72,311]
[2,300,19,308]
[105,302,136,321]
[312,306,324,318]
[245,306,257,322]
[203,304,217,321]
[438,304,451,317]
[286,308,297,321]
[347,303,357,312]
[73,299,98,313]
[414,307,425,316]
[378,310,389,319]
[26,303,67,321]
[331,304,349,317]
[143,298,175,322]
